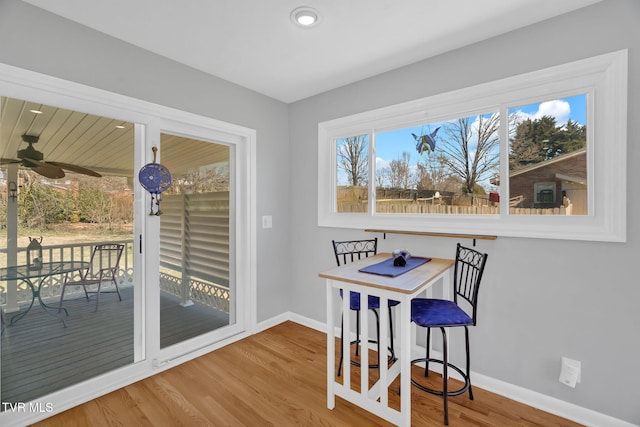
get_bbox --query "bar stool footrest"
[410,357,470,397]
[349,339,396,369]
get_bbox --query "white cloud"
[535,100,571,125]
[376,157,390,171]
[514,99,572,126]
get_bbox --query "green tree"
[555,119,586,154]
[77,182,113,226]
[16,172,73,228]
[509,116,586,171]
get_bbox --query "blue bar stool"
[410,243,488,425]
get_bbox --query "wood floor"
[32,321,583,427]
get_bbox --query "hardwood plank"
[32,322,583,427]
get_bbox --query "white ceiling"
[23,0,601,103]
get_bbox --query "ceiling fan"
[0,134,101,179]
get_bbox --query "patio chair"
[410,243,488,425]
[59,243,125,312]
[332,238,400,376]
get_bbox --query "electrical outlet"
[559,357,581,388]
[262,215,273,229]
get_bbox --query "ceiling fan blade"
[21,157,66,179]
[46,161,102,177]
[0,158,22,165]
[33,165,66,179]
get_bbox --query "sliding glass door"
[0,64,254,425]
[0,96,137,404]
[158,133,234,349]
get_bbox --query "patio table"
[0,261,89,328]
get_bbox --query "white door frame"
[0,62,257,426]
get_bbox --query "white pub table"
[320,252,454,426]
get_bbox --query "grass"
[0,223,134,248]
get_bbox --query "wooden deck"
[1,286,229,404]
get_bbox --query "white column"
[4,164,19,313]
[179,193,193,307]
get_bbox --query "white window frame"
[318,50,627,242]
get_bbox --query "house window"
[336,134,369,213]
[318,50,628,241]
[535,183,556,205]
[508,95,587,215]
[373,111,500,215]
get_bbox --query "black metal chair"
[410,243,488,425]
[59,243,125,312]
[332,238,399,376]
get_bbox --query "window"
[318,50,627,241]
[336,134,369,213]
[508,94,587,215]
[373,111,500,216]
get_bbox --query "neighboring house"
[509,149,587,214]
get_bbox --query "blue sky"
[374,94,586,173]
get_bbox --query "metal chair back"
[332,238,378,266]
[84,244,124,281]
[453,243,488,326]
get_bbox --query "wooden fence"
[337,186,572,215]
[338,201,572,215]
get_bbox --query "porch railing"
[0,239,134,306]
[159,267,230,313]
[1,240,230,314]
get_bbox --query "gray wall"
[289,0,639,424]
[0,0,291,322]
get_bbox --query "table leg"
[326,279,335,409]
[378,294,389,407]
[9,279,36,326]
[37,284,68,327]
[360,291,369,395]
[10,278,68,327]
[400,295,412,426]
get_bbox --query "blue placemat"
[359,256,431,277]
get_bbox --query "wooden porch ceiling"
[0,96,229,179]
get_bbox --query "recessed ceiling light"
[115,125,125,129]
[29,109,43,114]
[291,6,320,28]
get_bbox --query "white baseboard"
[272,312,637,427]
[473,373,637,427]
[256,311,292,332]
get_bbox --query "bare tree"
[168,164,230,194]
[388,151,412,189]
[416,154,450,191]
[337,135,368,186]
[438,114,500,194]
[376,166,389,189]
